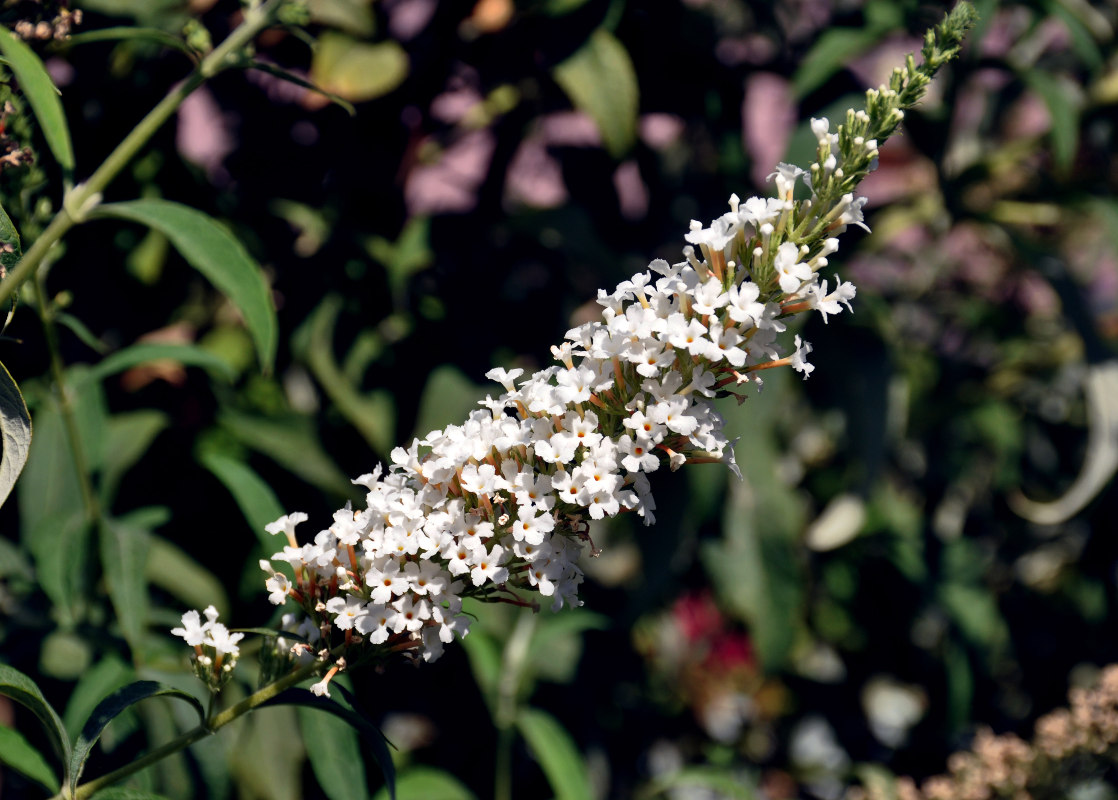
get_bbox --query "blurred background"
[3,0,1118,797]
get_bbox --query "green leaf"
[147,534,231,620]
[217,407,355,497]
[90,789,172,800]
[100,410,169,507]
[0,724,61,794]
[56,312,110,355]
[99,517,151,653]
[296,295,395,454]
[197,451,285,549]
[297,704,369,800]
[0,663,71,767]
[311,33,408,103]
[372,767,477,800]
[93,201,277,372]
[263,688,395,800]
[412,365,486,442]
[24,511,89,626]
[0,200,21,271]
[515,707,591,800]
[553,29,639,158]
[90,343,236,384]
[69,681,205,798]
[0,359,31,509]
[642,766,757,799]
[18,398,85,538]
[62,656,134,741]
[64,26,194,56]
[230,705,304,800]
[309,0,376,36]
[791,27,882,100]
[1020,68,1080,174]
[247,60,356,115]
[0,26,75,170]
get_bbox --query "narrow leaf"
[791,27,881,100]
[247,60,356,115]
[0,359,31,508]
[0,26,75,170]
[99,517,151,653]
[91,789,172,800]
[65,26,195,56]
[297,704,369,800]
[69,681,205,798]
[553,29,638,158]
[147,534,230,619]
[62,656,134,741]
[0,725,61,794]
[1021,68,1080,174]
[217,408,355,497]
[0,663,71,766]
[93,201,277,372]
[371,767,477,800]
[197,450,285,549]
[263,688,395,800]
[90,343,236,384]
[515,707,591,800]
[100,410,169,507]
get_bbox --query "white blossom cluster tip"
[242,130,862,681]
[171,605,244,692]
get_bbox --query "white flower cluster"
[179,118,864,686]
[171,605,245,691]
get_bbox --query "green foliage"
[553,29,639,158]
[0,25,74,171]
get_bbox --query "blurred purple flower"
[613,160,648,220]
[405,129,496,215]
[176,86,235,183]
[386,0,438,41]
[539,111,601,147]
[639,113,685,150]
[742,73,794,187]
[505,135,567,209]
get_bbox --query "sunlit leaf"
[553,29,638,157]
[0,725,61,794]
[515,707,591,800]
[0,663,71,767]
[93,201,277,372]
[99,517,152,654]
[0,359,31,509]
[69,681,205,799]
[311,33,408,103]
[0,25,75,170]
[372,767,477,800]
[309,0,376,36]
[298,704,369,800]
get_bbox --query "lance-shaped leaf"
[553,29,638,158]
[0,663,71,767]
[263,688,395,800]
[92,201,277,372]
[0,724,61,794]
[99,517,151,654]
[297,704,368,800]
[515,707,591,800]
[68,681,206,798]
[90,342,236,384]
[0,26,75,171]
[198,451,286,549]
[0,360,31,509]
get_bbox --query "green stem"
[64,660,321,800]
[0,0,287,309]
[493,609,537,800]
[33,274,99,525]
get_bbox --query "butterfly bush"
[172,4,977,696]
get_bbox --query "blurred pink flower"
[386,0,438,41]
[505,135,567,209]
[405,129,496,215]
[614,160,649,220]
[539,111,601,147]
[742,73,794,187]
[639,113,685,150]
[176,86,235,183]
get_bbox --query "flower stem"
[66,660,320,800]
